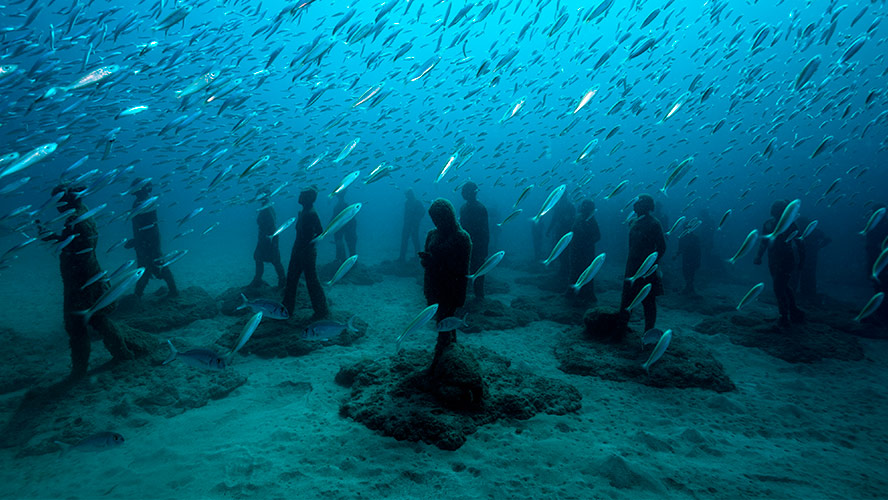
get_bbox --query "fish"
[467,251,505,282]
[572,87,598,114]
[364,163,394,184]
[514,184,534,208]
[497,209,523,227]
[326,255,358,286]
[736,282,765,310]
[799,220,818,240]
[80,270,107,290]
[330,170,360,197]
[665,216,686,237]
[106,260,135,282]
[605,180,629,199]
[155,249,187,268]
[271,217,296,238]
[531,184,565,223]
[763,199,801,241]
[0,143,58,180]
[228,312,263,358]
[873,247,888,283]
[542,232,573,266]
[55,432,124,454]
[642,329,672,373]
[571,253,606,293]
[77,267,144,325]
[303,316,358,341]
[65,65,119,91]
[500,96,526,123]
[839,35,867,64]
[436,314,468,332]
[333,138,360,163]
[626,283,652,312]
[641,328,663,347]
[154,5,193,32]
[860,208,886,235]
[163,341,226,371]
[717,209,732,231]
[661,157,693,196]
[728,230,759,264]
[854,292,884,322]
[116,105,149,119]
[795,56,821,91]
[313,203,362,243]
[396,304,438,351]
[627,252,658,285]
[240,155,270,178]
[238,294,289,320]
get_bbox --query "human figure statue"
[547,196,576,285]
[675,231,702,295]
[250,188,286,288]
[620,194,667,331]
[125,179,178,298]
[796,217,831,306]
[419,199,472,371]
[568,199,601,304]
[754,199,806,326]
[459,182,489,300]
[333,191,357,265]
[283,187,328,320]
[39,184,149,377]
[398,188,425,262]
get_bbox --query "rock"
[217,282,283,317]
[113,286,218,332]
[460,298,539,333]
[597,454,665,493]
[319,261,383,286]
[693,313,865,363]
[582,306,630,343]
[555,328,736,392]
[431,343,484,410]
[2,353,246,456]
[337,347,582,451]
[215,313,367,358]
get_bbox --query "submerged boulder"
[336,346,582,451]
[555,327,736,392]
[583,306,630,343]
[114,286,218,332]
[215,313,366,358]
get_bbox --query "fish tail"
[53,441,70,457]
[347,315,357,332]
[74,309,92,326]
[236,293,248,310]
[162,340,178,365]
[659,188,668,197]
[571,285,580,295]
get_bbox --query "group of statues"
[39,177,888,379]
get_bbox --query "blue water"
[1,0,887,497]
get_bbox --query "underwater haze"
[1,0,888,498]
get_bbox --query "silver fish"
[467,251,504,282]
[642,329,672,373]
[238,294,289,320]
[313,203,361,243]
[627,252,658,285]
[542,232,572,266]
[78,268,145,324]
[571,253,606,293]
[396,304,438,351]
[736,282,765,310]
[326,255,358,286]
[728,230,758,264]
[531,184,565,223]
[625,283,652,312]
[55,432,124,454]
[163,341,226,371]
[303,316,357,341]
[855,292,884,322]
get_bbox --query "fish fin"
[347,315,357,332]
[162,340,177,365]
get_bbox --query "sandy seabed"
[1,245,887,500]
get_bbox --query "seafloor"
[1,244,886,500]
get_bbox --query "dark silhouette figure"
[459,182,489,300]
[398,189,425,262]
[283,187,328,320]
[547,196,576,285]
[675,232,702,295]
[620,194,667,331]
[865,203,888,321]
[125,179,178,298]
[797,217,831,305]
[420,199,471,370]
[250,189,286,288]
[568,199,601,303]
[39,185,148,377]
[333,191,357,265]
[754,200,806,326]
[531,220,544,263]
